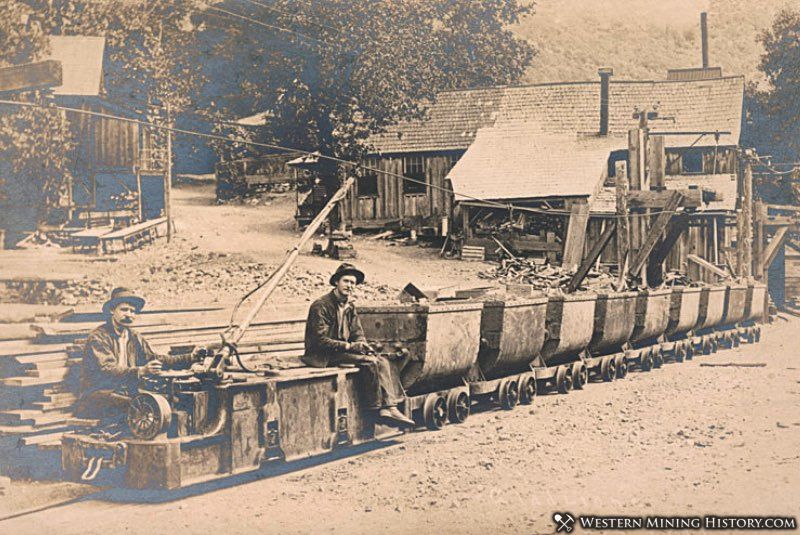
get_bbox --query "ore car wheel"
[571,362,588,390]
[519,375,537,405]
[641,349,653,372]
[600,356,616,382]
[652,348,664,368]
[685,342,694,361]
[675,344,685,363]
[127,392,171,440]
[499,378,520,409]
[423,394,448,430]
[710,338,719,353]
[732,333,740,348]
[614,354,628,379]
[555,365,573,394]
[754,327,761,343]
[447,390,470,424]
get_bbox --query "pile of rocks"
[478,258,619,293]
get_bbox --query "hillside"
[515,0,796,85]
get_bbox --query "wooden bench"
[98,217,168,254]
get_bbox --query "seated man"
[302,263,415,428]
[75,287,195,421]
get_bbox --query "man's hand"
[140,359,163,377]
[349,341,374,355]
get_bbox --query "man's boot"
[378,406,415,428]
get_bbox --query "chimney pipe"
[701,12,709,69]
[598,68,613,136]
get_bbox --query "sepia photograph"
[0,1,798,533]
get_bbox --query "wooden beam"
[737,157,753,277]
[753,201,766,279]
[567,220,616,292]
[0,60,62,93]
[561,201,590,271]
[615,161,630,269]
[647,135,666,190]
[646,211,690,284]
[628,189,704,209]
[688,254,728,279]
[762,226,789,270]
[629,191,683,278]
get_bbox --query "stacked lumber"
[0,304,309,477]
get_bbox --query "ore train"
[61,282,766,490]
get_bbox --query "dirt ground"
[1,183,492,308]
[1,184,799,533]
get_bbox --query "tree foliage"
[0,1,74,218]
[750,8,800,161]
[209,0,535,161]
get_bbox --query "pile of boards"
[0,303,307,479]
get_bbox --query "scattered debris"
[478,258,618,292]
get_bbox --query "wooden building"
[0,36,166,248]
[357,74,743,235]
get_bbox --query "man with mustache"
[303,263,415,428]
[75,287,195,420]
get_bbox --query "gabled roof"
[448,125,624,202]
[369,76,744,153]
[46,35,105,96]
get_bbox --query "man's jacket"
[80,321,193,395]
[302,291,367,367]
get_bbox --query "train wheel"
[732,332,741,348]
[556,365,573,394]
[519,374,537,405]
[710,338,719,353]
[614,354,628,379]
[127,393,171,440]
[641,349,654,372]
[685,342,694,361]
[754,327,761,343]
[653,348,664,368]
[423,394,447,430]
[571,362,588,390]
[674,344,685,363]
[600,356,616,382]
[702,338,712,355]
[447,390,470,424]
[498,378,520,409]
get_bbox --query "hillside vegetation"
[515,0,796,84]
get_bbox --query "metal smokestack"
[598,68,613,136]
[701,12,709,69]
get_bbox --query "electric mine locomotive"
[61,282,766,490]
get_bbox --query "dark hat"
[329,263,365,286]
[102,287,145,315]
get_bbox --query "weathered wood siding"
[347,153,458,228]
[67,102,140,170]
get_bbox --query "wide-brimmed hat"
[329,263,365,286]
[102,287,145,315]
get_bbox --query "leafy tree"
[209,0,535,161]
[0,1,75,224]
[750,8,800,162]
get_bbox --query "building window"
[605,150,629,184]
[682,149,704,174]
[403,155,427,194]
[357,171,379,197]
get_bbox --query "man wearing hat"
[303,263,414,428]
[75,288,196,420]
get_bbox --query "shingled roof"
[369,76,744,153]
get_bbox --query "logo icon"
[553,512,576,533]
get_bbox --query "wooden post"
[135,165,143,222]
[165,103,173,242]
[567,220,616,292]
[562,200,590,271]
[736,156,753,277]
[615,161,629,272]
[629,191,683,277]
[753,201,766,279]
[647,135,665,190]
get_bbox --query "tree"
[208,0,535,161]
[0,1,75,227]
[751,8,800,161]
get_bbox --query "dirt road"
[2,316,798,535]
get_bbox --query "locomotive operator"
[303,263,414,428]
[75,287,196,420]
